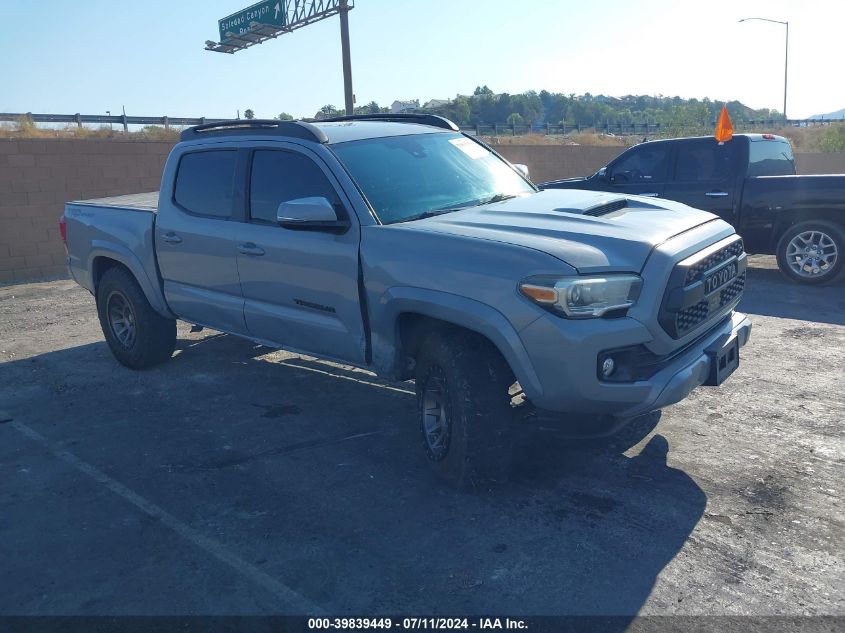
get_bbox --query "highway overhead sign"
[218,1,286,42]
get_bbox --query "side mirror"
[276,197,350,234]
[596,167,608,182]
[513,163,530,179]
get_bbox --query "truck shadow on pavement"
[742,261,845,325]
[1,334,706,620]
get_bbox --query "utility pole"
[339,0,354,115]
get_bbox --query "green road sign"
[218,1,286,42]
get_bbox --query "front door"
[235,147,366,364]
[155,149,247,334]
[662,138,741,226]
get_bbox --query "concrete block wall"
[0,139,173,283]
[0,137,842,284]
[494,145,622,183]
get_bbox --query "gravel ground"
[0,256,842,619]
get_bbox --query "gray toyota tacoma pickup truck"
[62,114,752,488]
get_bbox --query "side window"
[747,140,795,177]
[249,150,339,223]
[173,151,237,218]
[674,142,734,182]
[609,146,670,184]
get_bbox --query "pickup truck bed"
[72,192,160,212]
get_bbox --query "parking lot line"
[8,419,325,615]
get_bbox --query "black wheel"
[415,328,515,490]
[776,220,845,285]
[96,267,176,369]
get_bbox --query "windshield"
[331,132,536,224]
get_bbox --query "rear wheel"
[776,220,844,285]
[415,328,515,490]
[96,267,176,369]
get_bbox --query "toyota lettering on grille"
[704,262,738,295]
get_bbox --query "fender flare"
[88,241,174,318]
[373,287,544,400]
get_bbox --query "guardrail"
[0,113,229,133]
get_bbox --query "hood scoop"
[552,197,628,217]
[582,198,628,217]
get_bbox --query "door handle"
[161,232,182,244]
[238,243,265,257]
[705,191,729,198]
[641,192,660,197]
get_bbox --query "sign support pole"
[339,0,354,115]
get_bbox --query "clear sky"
[2,0,843,120]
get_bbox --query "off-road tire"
[776,220,845,285]
[415,328,515,490]
[96,267,176,369]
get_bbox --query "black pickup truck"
[542,134,845,284]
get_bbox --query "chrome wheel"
[106,290,137,349]
[785,230,838,278]
[421,368,451,461]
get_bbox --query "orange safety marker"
[715,104,733,144]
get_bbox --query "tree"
[244,109,255,120]
[276,112,294,120]
[506,112,524,126]
[821,124,845,152]
[451,96,471,125]
[320,104,339,115]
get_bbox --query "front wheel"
[776,220,844,285]
[415,328,515,490]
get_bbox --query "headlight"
[519,274,643,318]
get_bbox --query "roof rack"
[314,113,460,131]
[180,119,328,143]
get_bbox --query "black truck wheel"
[776,220,844,285]
[96,267,176,369]
[415,328,515,490]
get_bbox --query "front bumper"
[518,310,752,419]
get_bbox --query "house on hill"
[390,99,420,113]
[423,98,451,110]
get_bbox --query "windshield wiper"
[478,193,517,205]
[397,194,519,224]
[397,208,462,223]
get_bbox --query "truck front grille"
[674,271,746,336]
[685,239,745,283]
[660,236,747,339]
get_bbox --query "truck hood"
[406,189,720,272]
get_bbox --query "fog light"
[601,357,616,378]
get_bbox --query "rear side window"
[609,146,670,184]
[249,150,339,223]
[747,139,796,177]
[174,151,237,218]
[674,142,735,182]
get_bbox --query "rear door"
[602,142,671,198]
[155,148,247,334]
[235,146,366,364]
[662,138,742,225]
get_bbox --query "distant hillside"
[809,108,845,120]
[417,88,783,135]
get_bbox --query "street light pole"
[339,0,354,115]
[739,17,789,121]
